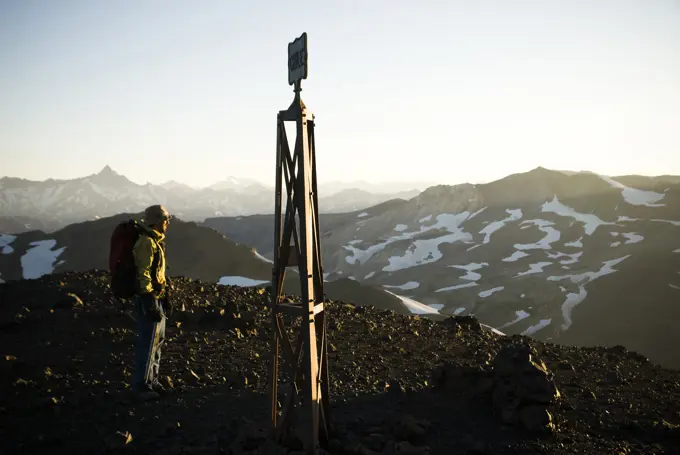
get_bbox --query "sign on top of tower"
[288,33,308,86]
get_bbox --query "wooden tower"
[268,33,331,454]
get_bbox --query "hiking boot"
[151,381,170,394]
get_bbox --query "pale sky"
[1,0,679,188]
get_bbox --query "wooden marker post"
[269,32,331,454]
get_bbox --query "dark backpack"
[109,220,142,299]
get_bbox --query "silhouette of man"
[132,204,173,400]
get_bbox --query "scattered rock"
[1,270,679,455]
[104,431,133,450]
[491,343,559,433]
[53,293,83,309]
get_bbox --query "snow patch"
[622,233,644,244]
[599,175,665,206]
[384,290,440,315]
[0,234,17,254]
[479,286,504,298]
[348,239,362,245]
[357,212,369,218]
[394,224,408,232]
[253,250,273,264]
[482,325,506,336]
[345,212,473,269]
[558,285,588,331]
[521,319,552,335]
[498,310,530,329]
[564,237,583,248]
[218,276,269,287]
[479,209,522,244]
[617,216,639,222]
[516,262,553,277]
[449,262,488,281]
[435,282,479,293]
[381,212,474,272]
[383,281,420,290]
[470,207,487,219]
[514,219,560,250]
[542,195,613,235]
[364,271,375,279]
[674,249,680,254]
[502,250,530,262]
[419,215,432,223]
[547,251,583,265]
[670,284,680,290]
[21,240,66,280]
[548,255,630,330]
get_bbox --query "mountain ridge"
[204,167,680,369]
[0,165,427,231]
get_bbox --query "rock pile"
[491,343,560,433]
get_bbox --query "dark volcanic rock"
[491,343,560,432]
[1,270,679,455]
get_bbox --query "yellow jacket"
[132,223,167,296]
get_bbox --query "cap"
[144,204,171,225]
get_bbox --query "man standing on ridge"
[132,204,173,401]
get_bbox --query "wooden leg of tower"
[299,111,321,454]
[270,116,282,431]
[309,120,330,440]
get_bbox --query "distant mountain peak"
[528,166,555,175]
[97,165,118,176]
[89,165,133,187]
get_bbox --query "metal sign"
[288,32,308,86]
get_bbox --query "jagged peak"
[418,182,476,197]
[97,165,118,176]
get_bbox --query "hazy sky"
[1,0,679,188]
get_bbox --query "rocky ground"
[1,270,679,454]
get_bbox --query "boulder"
[491,343,560,432]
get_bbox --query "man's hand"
[163,297,174,318]
[139,292,163,322]
[162,278,174,318]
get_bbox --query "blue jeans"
[132,295,166,392]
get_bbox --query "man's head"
[144,204,171,233]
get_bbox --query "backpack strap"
[146,234,165,295]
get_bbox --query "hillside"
[1,271,679,454]
[0,213,272,284]
[0,216,61,234]
[203,167,680,369]
[202,199,409,260]
[0,213,410,313]
[0,166,419,230]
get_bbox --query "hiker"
[131,204,173,400]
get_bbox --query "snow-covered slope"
[207,167,680,369]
